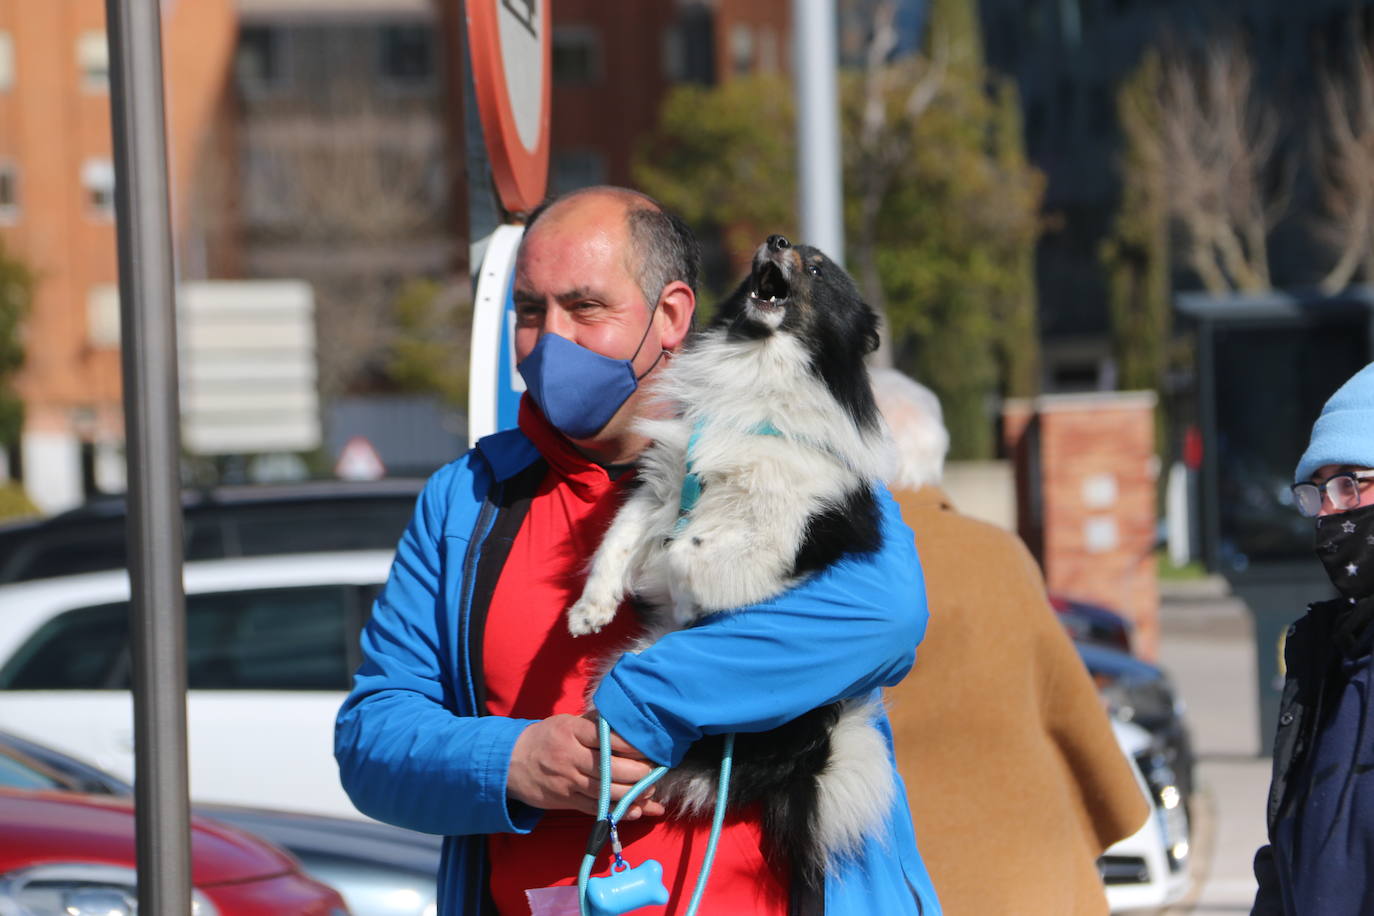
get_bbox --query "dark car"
[0,731,440,916]
[1051,593,1134,654]
[0,479,423,585]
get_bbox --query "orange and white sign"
[466,0,551,214]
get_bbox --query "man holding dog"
[335,187,941,914]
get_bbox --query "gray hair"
[626,206,700,307]
[870,368,949,490]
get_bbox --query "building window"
[242,147,293,228]
[378,24,434,88]
[662,26,686,83]
[87,285,121,349]
[77,31,109,91]
[1078,0,1100,31]
[0,32,14,91]
[552,26,601,85]
[550,149,606,195]
[1025,98,1046,153]
[0,161,17,223]
[236,25,287,94]
[664,9,714,85]
[1055,77,1076,132]
[1057,0,1082,47]
[82,159,116,218]
[730,23,754,75]
[1050,360,1107,392]
[1088,85,1112,135]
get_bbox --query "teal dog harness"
[675,420,783,525]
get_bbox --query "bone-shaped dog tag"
[586,859,670,915]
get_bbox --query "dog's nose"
[767,234,790,252]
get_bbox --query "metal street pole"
[105,1,192,913]
[794,0,845,265]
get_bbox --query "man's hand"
[507,714,667,819]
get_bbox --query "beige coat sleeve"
[1019,545,1152,852]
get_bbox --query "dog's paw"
[567,598,617,636]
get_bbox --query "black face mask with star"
[1315,502,1374,601]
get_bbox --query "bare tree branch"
[1156,38,1284,294]
[243,80,446,243]
[234,80,451,397]
[1314,38,1374,293]
[851,0,946,366]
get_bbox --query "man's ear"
[655,280,696,351]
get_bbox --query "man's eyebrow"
[512,286,599,304]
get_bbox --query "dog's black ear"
[861,310,880,354]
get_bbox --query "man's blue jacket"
[335,427,942,915]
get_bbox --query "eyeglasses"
[1291,469,1374,517]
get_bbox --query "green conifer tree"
[0,239,32,450]
[925,0,984,74]
[1103,51,1170,395]
[387,278,471,407]
[1102,51,1171,459]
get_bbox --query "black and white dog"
[568,234,898,890]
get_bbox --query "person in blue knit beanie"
[1253,361,1374,916]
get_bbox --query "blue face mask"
[517,315,665,440]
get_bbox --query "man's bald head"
[524,186,700,309]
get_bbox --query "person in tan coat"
[872,368,1150,915]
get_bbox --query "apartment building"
[0,0,235,512]
[0,0,811,511]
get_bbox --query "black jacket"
[1252,599,1344,916]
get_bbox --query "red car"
[0,788,348,915]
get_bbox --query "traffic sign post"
[467,224,526,443]
[463,0,551,441]
[105,0,193,911]
[465,0,550,216]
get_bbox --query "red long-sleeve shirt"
[483,399,788,915]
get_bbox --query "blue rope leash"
[577,717,734,916]
[684,731,734,915]
[579,420,748,912]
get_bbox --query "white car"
[0,551,394,819]
[1102,719,1191,911]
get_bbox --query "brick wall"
[1001,398,1039,558]
[1004,392,1161,658]
[548,0,676,190]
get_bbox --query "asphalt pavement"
[1153,578,1270,916]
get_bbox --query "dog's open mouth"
[749,261,791,310]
